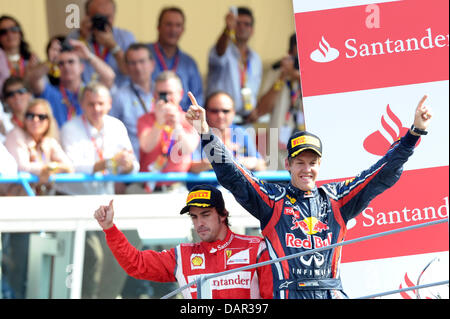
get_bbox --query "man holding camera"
[137,70,199,193]
[68,0,135,87]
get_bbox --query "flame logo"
[399,272,417,299]
[363,104,419,156]
[310,36,339,63]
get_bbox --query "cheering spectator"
[206,7,262,123]
[67,0,135,86]
[27,39,115,128]
[248,34,304,169]
[138,71,198,192]
[147,7,203,111]
[110,43,155,160]
[0,15,38,80]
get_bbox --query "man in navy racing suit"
[185,92,433,299]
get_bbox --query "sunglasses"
[25,112,49,121]
[206,108,232,114]
[0,26,21,36]
[4,87,28,99]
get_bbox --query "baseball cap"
[287,131,322,158]
[180,185,225,215]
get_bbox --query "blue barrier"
[0,170,291,196]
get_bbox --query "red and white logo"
[310,36,340,63]
[363,104,419,156]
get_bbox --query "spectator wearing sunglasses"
[0,15,38,80]
[4,98,73,195]
[1,76,33,131]
[188,91,266,187]
[27,39,115,128]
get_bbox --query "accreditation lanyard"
[160,126,175,156]
[153,43,179,71]
[92,42,110,61]
[82,115,104,162]
[239,55,250,88]
[59,85,79,121]
[8,56,25,77]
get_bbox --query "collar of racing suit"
[287,183,319,199]
[200,227,234,254]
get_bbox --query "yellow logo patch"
[291,135,321,149]
[186,190,211,204]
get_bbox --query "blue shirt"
[39,82,83,128]
[148,42,204,111]
[110,81,153,160]
[68,27,136,87]
[206,42,262,118]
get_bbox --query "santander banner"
[293,0,448,298]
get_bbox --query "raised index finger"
[417,94,428,109]
[187,91,199,106]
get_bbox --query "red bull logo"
[286,233,333,249]
[291,216,329,235]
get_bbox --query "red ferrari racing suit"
[104,225,273,299]
[200,130,421,299]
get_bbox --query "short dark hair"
[158,7,185,27]
[238,7,254,25]
[2,76,28,100]
[124,43,153,63]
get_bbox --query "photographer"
[67,0,135,86]
[137,71,199,193]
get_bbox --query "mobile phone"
[229,6,238,17]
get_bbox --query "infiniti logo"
[310,36,340,63]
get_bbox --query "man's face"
[206,93,235,131]
[88,0,115,26]
[188,206,227,243]
[154,78,183,105]
[235,14,254,42]
[4,83,32,116]
[81,89,112,128]
[126,48,154,85]
[285,150,321,191]
[158,11,184,47]
[57,51,83,83]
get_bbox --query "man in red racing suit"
[93,184,273,299]
[185,92,433,299]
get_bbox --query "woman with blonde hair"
[5,98,73,195]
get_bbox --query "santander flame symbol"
[363,104,419,156]
[310,36,339,63]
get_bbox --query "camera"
[158,92,168,103]
[91,14,110,32]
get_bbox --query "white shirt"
[59,114,139,195]
[0,142,17,175]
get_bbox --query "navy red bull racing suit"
[201,130,420,299]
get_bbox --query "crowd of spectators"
[0,0,304,299]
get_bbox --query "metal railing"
[161,218,449,299]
